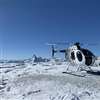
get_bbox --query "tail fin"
[52,45,57,58]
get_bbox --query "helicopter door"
[76,51,83,62]
[71,51,75,60]
[81,49,95,66]
[85,56,92,66]
[76,50,85,65]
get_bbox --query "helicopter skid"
[62,71,86,77]
[89,66,100,72]
[63,66,100,77]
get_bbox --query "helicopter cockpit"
[68,42,96,66]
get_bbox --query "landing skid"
[87,71,100,75]
[62,71,86,77]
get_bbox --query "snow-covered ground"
[0,60,100,100]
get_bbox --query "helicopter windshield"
[71,51,75,60]
[77,51,82,62]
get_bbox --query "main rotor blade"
[45,43,56,46]
[82,43,99,46]
[54,42,70,45]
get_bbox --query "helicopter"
[47,42,100,75]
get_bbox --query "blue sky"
[0,0,100,59]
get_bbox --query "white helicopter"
[47,42,100,76]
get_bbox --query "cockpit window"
[71,52,75,60]
[77,51,82,62]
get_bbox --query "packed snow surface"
[0,60,100,100]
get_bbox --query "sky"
[0,0,100,59]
